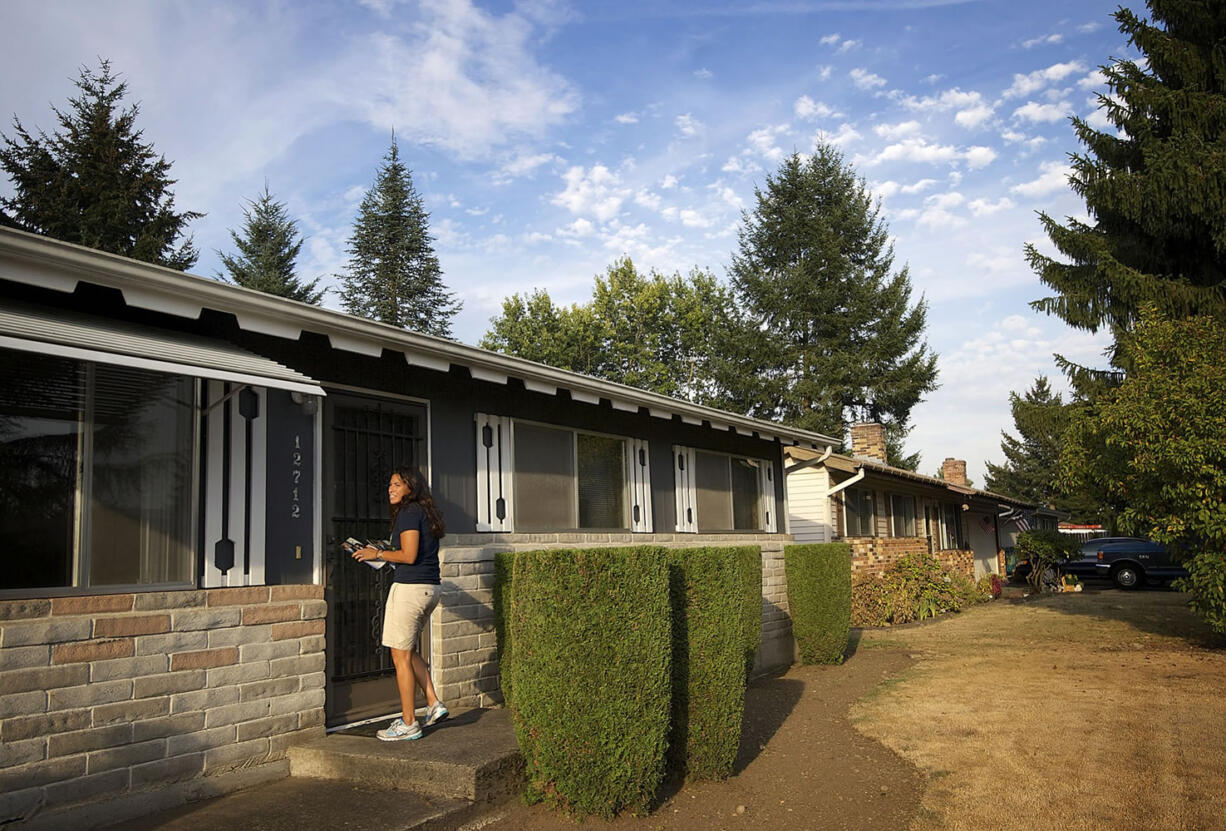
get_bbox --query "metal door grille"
[325,397,426,683]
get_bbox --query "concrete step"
[287,707,524,804]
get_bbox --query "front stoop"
[288,708,525,804]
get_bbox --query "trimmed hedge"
[666,547,749,781]
[509,547,672,818]
[784,543,851,664]
[730,546,763,678]
[492,550,516,704]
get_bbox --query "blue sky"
[1,0,1135,484]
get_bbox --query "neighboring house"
[784,423,1055,580]
[0,227,839,822]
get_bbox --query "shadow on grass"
[1016,579,1225,648]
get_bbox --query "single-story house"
[784,423,1058,580]
[0,226,840,823]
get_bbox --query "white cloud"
[679,209,712,228]
[1085,108,1113,130]
[1077,21,1103,34]
[660,174,679,189]
[818,123,861,148]
[1002,60,1087,99]
[552,164,629,221]
[819,33,841,45]
[955,103,995,128]
[523,231,552,244]
[794,95,839,120]
[675,113,704,138]
[343,184,367,203]
[557,217,595,238]
[967,197,1015,216]
[817,65,833,81]
[614,112,639,124]
[1078,69,1107,90]
[964,146,998,169]
[693,67,713,79]
[837,39,861,54]
[747,124,790,161]
[874,120,921,140]
[493,150,557,183]
[713,185,743,209]
[899,87,985,112]
[849,68,887,90]
[916,192,965,229]
[1021,33,1063,49]
[1010,161,1072,198]
[634,188,661,210]
[1012,100,1072,123]
[347,3,579,158]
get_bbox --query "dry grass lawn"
[850,588,1226,831]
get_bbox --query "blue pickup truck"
[1087,538,1189,589]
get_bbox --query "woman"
[352,466,448,741]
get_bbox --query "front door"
[323,392,428,727]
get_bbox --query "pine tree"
[338,137,460,336]
[0,59,201,269]
[721,148,938,469]
[218,184,322,304]
[1027,1,1226,355]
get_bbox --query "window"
[512,423,629,531]
[692,451,767,532]
[844,487,875,537]
[891,494,917,537]
[942,503,964,548]
[0,350,196,591]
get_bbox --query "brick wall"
[0,586,326,822]
[846,537,975,581]
[433,533,791,709]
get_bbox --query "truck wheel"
[1113,565,1143,590]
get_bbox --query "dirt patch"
[479,649,924,831]
[851,587,1226,831]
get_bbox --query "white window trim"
[675,446,775,533]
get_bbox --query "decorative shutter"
[475,413,513,532]
[759,460,777,533]
[629,439,653,532]
[203,381,268,588]
[673,445,697,533]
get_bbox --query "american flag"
[1013,513,1031,532]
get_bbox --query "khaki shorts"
[381,583,440,651]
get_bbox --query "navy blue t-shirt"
[390,502,440,585]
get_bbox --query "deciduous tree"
[338,137,460,336]
[0,59,201,269]
[721,148,938,467]
[1062,310,1226,631]
[218,184,322,304]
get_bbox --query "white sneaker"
[424,701,449,727]
[377,717,422,741]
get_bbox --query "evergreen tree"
[482,257,736,402]
[218,184,322,304]
[983,377,1101,520]
[0,59,201,269]
[338,137,460,336]
[1027,1,1226,359]
[721,148,938,469]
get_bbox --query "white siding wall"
[786,466,831,544]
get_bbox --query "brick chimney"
[941,458,968,487]
[850,422,888,464]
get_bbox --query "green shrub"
[851,553,988,626]
[1014,529,1080,589]
[784,543,852,664]
[492,550,516,704]
[509,547,672,818]
[729,546,763,678]
[666,547,748,781]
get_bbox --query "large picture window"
[845,487,875,537]
[694,451,765,533]
[512,423,629,531]
[941,503,965,549]
[0,350,196,592]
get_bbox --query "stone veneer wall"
[0,586,326,825]
[432,533,792,709]
[846,537,976,581]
